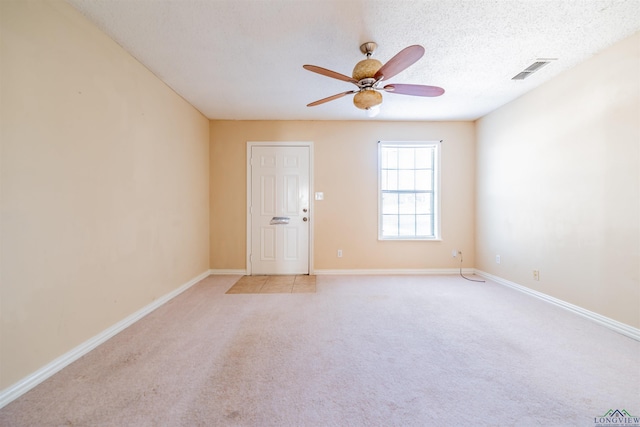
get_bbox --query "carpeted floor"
[1,274,638,426]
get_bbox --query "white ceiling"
[66,0,640,121]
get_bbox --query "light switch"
[315,192,324,201]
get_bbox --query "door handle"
[303,217,308,222]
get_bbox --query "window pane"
[381,149,388,169]
[398,193,415,214]
[398,148,414,169]
[399,215,416,236]
[382,169,397,190]
[416,215,433,236]
[382,193,399,214]
[398,170,414,190]
[382,148,397,169]
[415,170,432,191]
[416,193,432,214]
[415,147,433,169]
[382,215,398,236]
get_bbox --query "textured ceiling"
[66,0,640,121]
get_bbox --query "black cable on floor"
[459,252,485,283]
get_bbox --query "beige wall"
[476,32,640,327]
[210,121,476,271]
[0,0,210,389]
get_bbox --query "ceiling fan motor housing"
[352,58,382,81]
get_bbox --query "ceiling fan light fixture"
[352,58,382,81]
[353,89,382,110]
[365,105,380,117]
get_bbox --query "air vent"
[512,59,556,80]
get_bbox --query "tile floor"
[225,275,316,294]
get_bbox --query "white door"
[250,145,310,275]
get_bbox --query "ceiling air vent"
[511,59,556,80]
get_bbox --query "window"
[378,141,440,240]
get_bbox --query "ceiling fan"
[303,42,444,116]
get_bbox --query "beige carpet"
[1,274,638,426]
[226,275,316,294]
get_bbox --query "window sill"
[379,237,442,242]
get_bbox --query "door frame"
[246,141,314,275]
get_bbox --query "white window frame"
[378,141,441,241]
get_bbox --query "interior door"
[250,145,309,275]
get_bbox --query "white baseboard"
[475,270,640,342]
[210,268,474,276]
[313,268,475,275]
[209,269,247,275]
[0,270,211,409]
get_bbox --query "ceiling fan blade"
[374,45,425,81]
[303,65,358,84]
[307,90,357,107]
[383,84,445,97]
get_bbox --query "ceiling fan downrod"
[359,42,378,58]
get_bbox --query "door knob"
[303,217,308,222]
[303,208,308,213]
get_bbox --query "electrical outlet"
[496,255,501,264]
[452,249,458,258]
[337,249,343,258]
[533,270,539,281]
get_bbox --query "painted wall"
[0,0,210,389]
[210,121,476,272]
[476,32,639,328]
